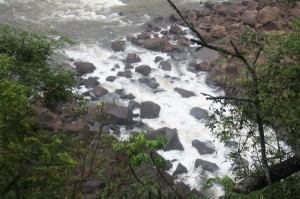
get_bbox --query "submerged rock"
[189,107,208,120]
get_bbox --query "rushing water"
[0,0,231,197]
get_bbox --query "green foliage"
[206,23,300,197]
[0,25,75,110]
[113,132,167,168]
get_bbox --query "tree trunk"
[233,156,300,194]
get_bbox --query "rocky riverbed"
[29,0,300,197]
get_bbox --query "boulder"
[106,76,116,82]
[204,1,214,9]
[143,37,163,51]
[111,40,125,52]
[127,36,143,46]
[84,77,99,88]
[117,70,132,78]
[190,107,208,120]
[128,100,140,111]
[120,93,135,100]
[160,61,172,71]
[172,163,188,176]
[74,61,96,76]
[174,87,196,98]
[126,53,141,64]
[93,86,108,97]
[140,101,161,119]
[135,65,152,76]
[146,127,184,151]
[154,56,163,63]
[138,78,159,89]
[210,25,227,38]
[177,37,190,46]
[189,61,212,71]
[194,159,219,173]
[137,32,151,40]
[241,10,259,26]
[169,23,183,35]
[192,140,215,155]
[257,6,281,25]
[102,103,133,125]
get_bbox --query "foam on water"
[64,36,233,195]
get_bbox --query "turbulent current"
[0,0,231,197]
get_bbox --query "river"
[0,0,230,197]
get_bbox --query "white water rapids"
[0,0,235,197]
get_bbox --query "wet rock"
[140,101,161,119]
[126,53,141,64]
[160,61,172,71]
[117,70,132,78]
[101,103,133,125]
[138,78,159,89]
[128,100,140,111]
[127,36,143,46]
[164,160,173,171]
[111,40,125,52]
[137,32,151,40]
[174,87,196,98]
[177,37,190,46]
[169,23,183,35]
[143,37,163,51]
[192,140,215,155]
[190,107,208,120]
[120,93,135,100]
[114,89,124,95]
[93,86,108,97]
[84,77,99,88]
[172,163,188,176]
[194,159,219,173]
[134,120,145,128]
[154,56,163,63]
[257,6,281,25]
[74,61,96,76]
[106,76,116,82]
[135,65,152,76]
[146,127,184,151]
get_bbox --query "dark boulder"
[160,61,172,71]
[189,107,208,120]
[111,40,125,52]
[138,78,159,89]
[143,37,163,51]
[126,53,141,64]
[101,103,133,125]
[135,65,152,76]
[120,93,135,100]
[74,61,96,76]
[192,140,215,155]
[84,77,99,88]
[137,32,151,40]
[106,76,116,82]
[154,56,163,63]
[128,100,140,111]
[140,101,161,119]
[172,163,188,176]
[174,87,196,98]
[169,23,183,35]
[146,127,184,151]
[194,159,219,173]
[93,86,108,97]
[117,70,132,78]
